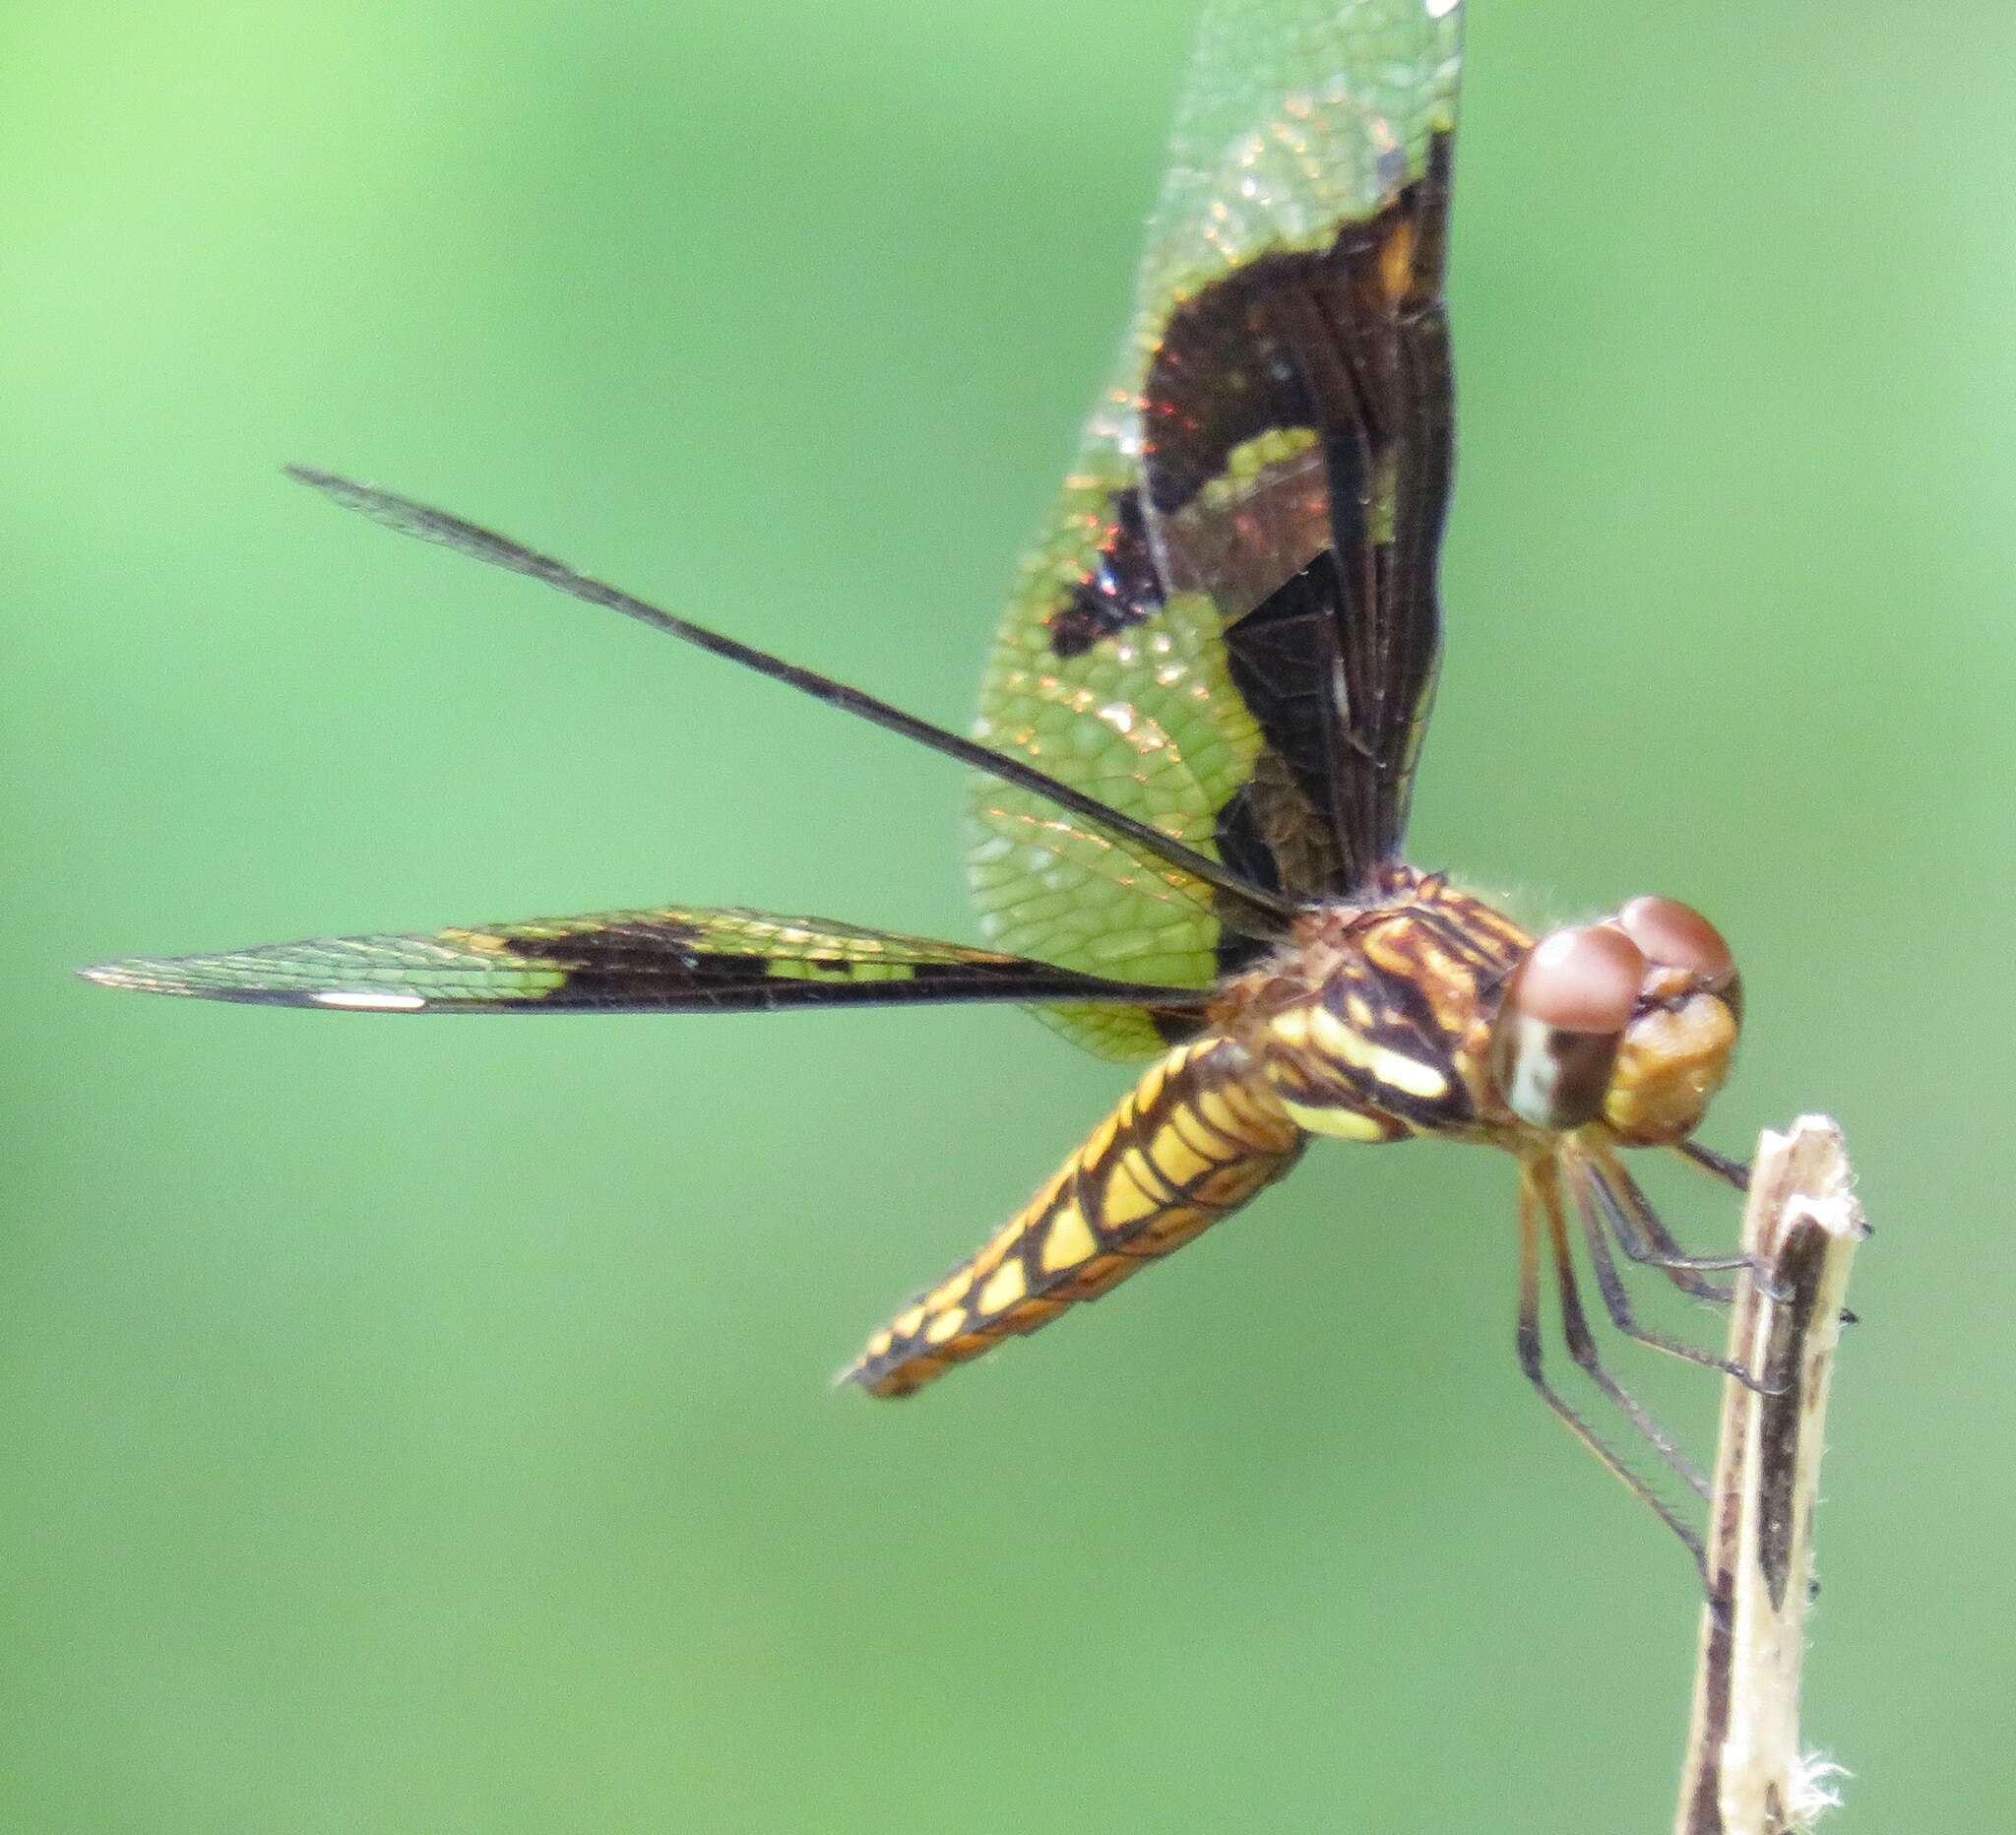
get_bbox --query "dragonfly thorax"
[1222,874,1741,1153]
[1223,870,1531,1143]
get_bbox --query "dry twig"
[1673,1116,1865,1835]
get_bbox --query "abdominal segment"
[843,1034,1305,1397]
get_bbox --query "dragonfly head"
[1488,896,1740,1146]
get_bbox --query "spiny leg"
[1677,1137,1750,1192]
[1565,1159,1780,1398]
[1582,1139,1747,1301]
[1595,1142,1796,1305]
[1532,1161,1708,1499]
[1515,1169,1706,1568]
[1678,1135,1859,1325]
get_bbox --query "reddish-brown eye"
[1490,925,1648,1130]
[1507,924,1646,1034]
[1614,896,1734,988]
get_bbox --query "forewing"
[972,0,1464,1051]
[82,907,1210,1020]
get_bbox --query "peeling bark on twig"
[1674,1116,1865,1835]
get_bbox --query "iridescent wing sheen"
[971,0,1464,1056]
[80,907,1211,1020]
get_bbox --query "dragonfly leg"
[1676,1138,1858,1326]
[1516,1168,1707,1570]
[1532,1162,1709,1498]
[1677,1137,1751,1191]
[1566,1161,1783,1398]
[1582,1142,1761,1301]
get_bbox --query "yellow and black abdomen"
[844,1033,1305,1397]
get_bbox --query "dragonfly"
[84,0,1764,1559]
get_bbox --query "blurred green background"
[5,2,2012,1829]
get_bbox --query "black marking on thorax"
[1263,876,1531,1131]
[1327,947,1474,1125]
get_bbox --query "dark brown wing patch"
[1137,142,1457,894]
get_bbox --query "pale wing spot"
[924,1307,968,1346]
[977,1260,1028,1315]
[892,1304,926,1338]
[1040,1205,1099,1274]
[864,1328,895,1360]
[311,989,428,1011]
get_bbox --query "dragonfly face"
[84,0,1765,1558]
[1490,896,1741,1144]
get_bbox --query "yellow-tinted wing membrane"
[81,907,1213,1018]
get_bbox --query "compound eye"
[1490,924,1648,1130]
[1512,924,1646,1033]
[1614,895,1734,989]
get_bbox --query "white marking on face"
[311,989,427,1011]
[1499,1011,1563,1126]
